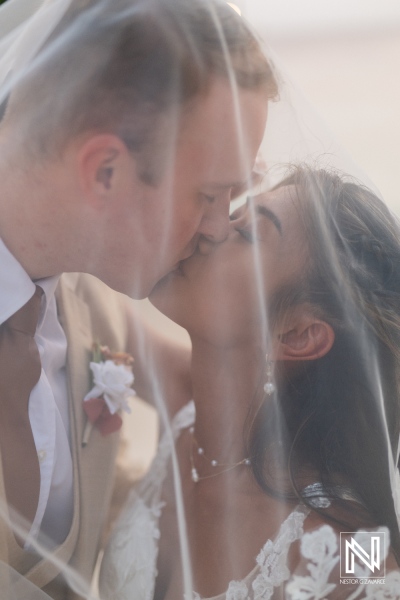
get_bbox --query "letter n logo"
[340,531,386,579]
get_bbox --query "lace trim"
[193,506,309,600]
[285,525,400,600]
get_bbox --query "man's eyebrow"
[256,205,282,235]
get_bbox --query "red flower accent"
[83,397,123,436]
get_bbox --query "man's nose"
[197,195,231,253]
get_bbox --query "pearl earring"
[263,354,275,395]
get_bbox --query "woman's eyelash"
[236,227,254,242]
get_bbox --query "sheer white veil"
[0,0,45,38]
[0,0,399,598]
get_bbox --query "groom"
[0,0,276,597]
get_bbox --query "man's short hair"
[5,0,278,182]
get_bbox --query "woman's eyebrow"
[256,205,282,235]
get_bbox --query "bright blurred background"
[244,0,400,215]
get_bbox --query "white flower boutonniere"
[82,343,135,446]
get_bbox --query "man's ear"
[77,134,128,204]
[274,311,335,361]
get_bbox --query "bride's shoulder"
[284,510,400,599]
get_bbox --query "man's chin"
[101,276,151,301]
[150,263,184,294]
[148,272,178,314]
[148,272,171,305]
[112,272,175,301]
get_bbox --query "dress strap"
[136,401,195,501]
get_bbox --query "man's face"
[98,78,269,298]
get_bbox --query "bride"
[99,166,400,599]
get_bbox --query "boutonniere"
[82,343,135,447]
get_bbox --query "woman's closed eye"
[234,225,255,243]
[229,212,257,243]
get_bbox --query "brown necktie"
[0,286,43,542]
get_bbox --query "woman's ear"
[274,312,335,361]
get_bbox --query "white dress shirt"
[0,238,73,548]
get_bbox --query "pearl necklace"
[189,426,251,483]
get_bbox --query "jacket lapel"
[26,275,93,588]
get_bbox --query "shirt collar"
[0,238,60,325]
[35,274,60,326]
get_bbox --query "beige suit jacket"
[0,272,133,599]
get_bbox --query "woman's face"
[150,185,308,347]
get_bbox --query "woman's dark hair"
[248,166,400,561]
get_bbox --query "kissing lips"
[170,261,185,277]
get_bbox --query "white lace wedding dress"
[99,402,400,600]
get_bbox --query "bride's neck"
[189,337,264,459]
